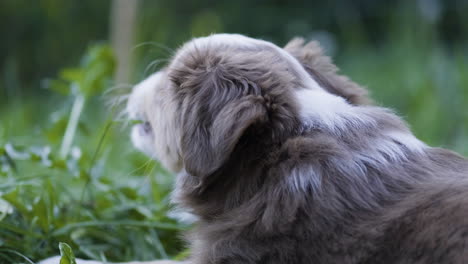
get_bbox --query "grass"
[0,46,187,263]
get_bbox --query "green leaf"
[60,68,84,84]
[59,242,77,264]
[79,44,116,98]
[32,195,50,232]
[45,79,71,95]
[2,188,30,216]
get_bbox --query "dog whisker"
[144,58,170,76]
[133,42,176,56]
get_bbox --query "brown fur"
[133,35,468,264]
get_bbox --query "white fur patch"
[357,129,426,166]
[295,88,373,132]
[293,87,427,191]
[385,130,426,154]
[126,72,162,121]
[127,71,183,172]
[127,73,162,159]
[295,88,426,153]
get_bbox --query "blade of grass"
[52,220,183,236]
[0,248,35,264]
[60,93,86,159]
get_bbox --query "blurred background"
[1,0,468,263]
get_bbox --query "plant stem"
[60,93,86,159]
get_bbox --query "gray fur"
[284,38,372,105]
[138,34,468,264]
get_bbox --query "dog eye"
[143,121,152,133]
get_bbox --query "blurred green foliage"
[1,45,186,263]
[0,0,468,263]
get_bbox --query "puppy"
[42,34,468,264]
[127,34,468,264]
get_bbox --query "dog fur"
[129,34,468,264]
[41,33,468,264]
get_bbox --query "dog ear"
[171,56,268,178]
[284,38,372,105]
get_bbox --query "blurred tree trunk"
[110,0,140,84]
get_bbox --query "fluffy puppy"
[126,34,468,264]
[42,33,468,264]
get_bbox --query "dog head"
[127,34,370,181]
